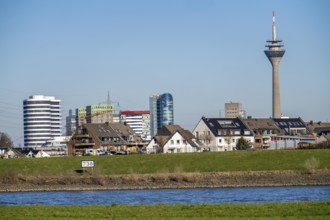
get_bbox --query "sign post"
[82,160,95,175]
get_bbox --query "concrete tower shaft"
[265,11,285,118]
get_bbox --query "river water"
[0,186,329,206]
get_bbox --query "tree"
[236,137,251,150]
[199,130,214,151]
[0,132,14,148]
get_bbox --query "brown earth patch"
[0,170,329,192]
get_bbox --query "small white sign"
[82,160,95,168]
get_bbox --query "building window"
[219,139,222,143]
[177,140,180,145]
[171,140,174,145]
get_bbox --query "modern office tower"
[75,107,86,128]
[149,93,174,137]
[23,95,61,147]
[65,109,76,136]
[265,11,285,118]
[149,95,160,138]
[120,110,150,140]
[225,102,245,118]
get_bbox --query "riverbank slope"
[1,170,329,192]
[1,150,329,192]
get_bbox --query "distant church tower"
[265,11,285,118]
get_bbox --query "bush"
[303,157,320,174]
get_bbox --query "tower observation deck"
[264,11,285,118]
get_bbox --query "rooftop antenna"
[107,91,111,106]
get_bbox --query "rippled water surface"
[0,186,329,205]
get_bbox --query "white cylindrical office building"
[23,95,61,147]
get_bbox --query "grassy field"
[0,149,329,177]
[1,202,329,219]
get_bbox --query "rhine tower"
[265,11,285,118]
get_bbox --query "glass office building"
[149,93,174,137]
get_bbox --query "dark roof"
[273,118,306,129]
[202,117,253,136]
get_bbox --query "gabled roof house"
[68,122,135,155]
[243,118,280,148]
[146,125,201,154]
[192,117,254,151]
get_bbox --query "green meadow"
[1,202,329,220]
[0,149,329,176]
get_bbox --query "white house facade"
[146,125,201,154]
[147,131,200,154]
[193,117,254,151]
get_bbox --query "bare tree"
[199,130,214,151]
[0,132,14,148]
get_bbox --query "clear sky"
[1,0,329,146]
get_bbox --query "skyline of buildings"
[18,92,330,150]
[23,95,62,147]
[2,2,329,148]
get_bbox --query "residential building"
[149,93,174,137]
[192,117,254,151]
[306,121,330,136]
[67,122,135,156]
[120,110,150,140]
[272,118,309,135]
[66,109,76,136]
[225,102,245,118]
[243,118,280,148]
[146,125,201,154]
[23,95,61,147]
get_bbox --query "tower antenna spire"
[265,11,285,118]
[272,10,276,41]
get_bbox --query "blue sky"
[0,0,329,146]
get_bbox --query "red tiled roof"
[120,110,150,115]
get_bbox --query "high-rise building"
[76,103,119,128]
[75,107,86,128]
[120,110,150,140]
[264,11,285,118]
[149,93,174,137]
[23,95,61,147]
[86,104,115,124]
[65,109,76,136]
[225,102,245,118]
